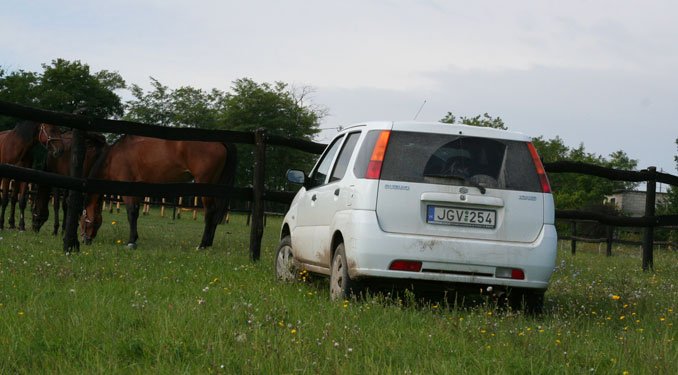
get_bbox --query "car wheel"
[329,243,361,300]
[508,288,545,315]
[275,236,297,282]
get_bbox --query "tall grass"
[0,208,675,374]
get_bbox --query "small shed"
[604,190,669,217]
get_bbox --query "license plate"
[427,205,496,229]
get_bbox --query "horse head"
[38,123,64,158]
[80,197,103,244]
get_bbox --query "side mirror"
[286,169,306,185]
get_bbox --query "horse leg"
[53,189,61,236]
[61,190,68,235]
[0,179,7,230]
[125,197,141,248]
[17,183,28,231]
[198,197,221,249]
[8,181,18,229]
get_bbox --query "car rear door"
[374,124,547,243]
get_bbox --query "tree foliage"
[0,59,125,129]
[531,136,638,210]
[658,138,678,215]
[124,77,324,192]
[125,78,226,129]
[220,78,323,190]
[440,111,638,210]
[440,111,507,130]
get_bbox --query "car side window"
[329,132,360,182]
[308,135,345,188]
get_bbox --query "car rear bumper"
[342,210,557,290]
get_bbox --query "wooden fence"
[544,162,678,270]
[1,100,677,269]
[0,100,323,260]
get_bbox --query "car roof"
[340,121,532,142]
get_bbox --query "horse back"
[105,136,228,183]
[0,128,29,164]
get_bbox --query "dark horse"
[32,131,107,234]
[80,135,237,249]
[0,122,64,230]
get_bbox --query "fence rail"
[0,100,326,153]
[1,100,677,268]
[544,162,678,270]
[0,100,317,256]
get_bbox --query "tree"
[124,77,325,194]
[531,138,638,210]
[0,59,125,128]
[220,78,324,190]
[659,138,678,214]
[1,60,125,170]
[440,111,507,130]
[656,138,678,244]
[0,69,41,129]
[38,59,125,118]
[125,77,226,129]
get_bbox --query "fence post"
[249,128,266,261]
[62,128,86,253]
[642,166,657,271]
[571,221,577,255]
[606,225,614,256]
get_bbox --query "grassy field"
[0,207,675,374]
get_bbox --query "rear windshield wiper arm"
[423,173,486,194]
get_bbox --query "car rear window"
[377,131,542,192]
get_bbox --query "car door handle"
[311,194,317,202]
[334,188,340,196]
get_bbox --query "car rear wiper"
[423,173,487,194]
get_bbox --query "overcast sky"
[2,0,677,180]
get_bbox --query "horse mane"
[14,121,39,142]
[87,142,111,179]
[85,132,108,148]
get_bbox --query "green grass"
[0,208,676,374]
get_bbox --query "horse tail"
[215,143,238,221]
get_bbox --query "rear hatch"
[374,123,550,243]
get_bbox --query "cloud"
[2,0,677,173]
[315,64,678,173]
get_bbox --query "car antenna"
[413,99,427,120]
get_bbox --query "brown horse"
[32,131,107,234]
[0,121,64,230]
[80,135,237,249]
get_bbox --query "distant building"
[604,190,670,217]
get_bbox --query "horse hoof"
[127,242,137,250]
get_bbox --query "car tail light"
[389,260,422,272]
[527,142,551,193]
[496,267,525,280]
[365,130,391,179]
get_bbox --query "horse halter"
[81,209,92,240]
[39,124,62,151]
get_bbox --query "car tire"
[275,236,297,282]
[329,243,361,301]
[508,288,545,315]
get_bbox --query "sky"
[2,0,677,181]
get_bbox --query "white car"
[275,121,557,312]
